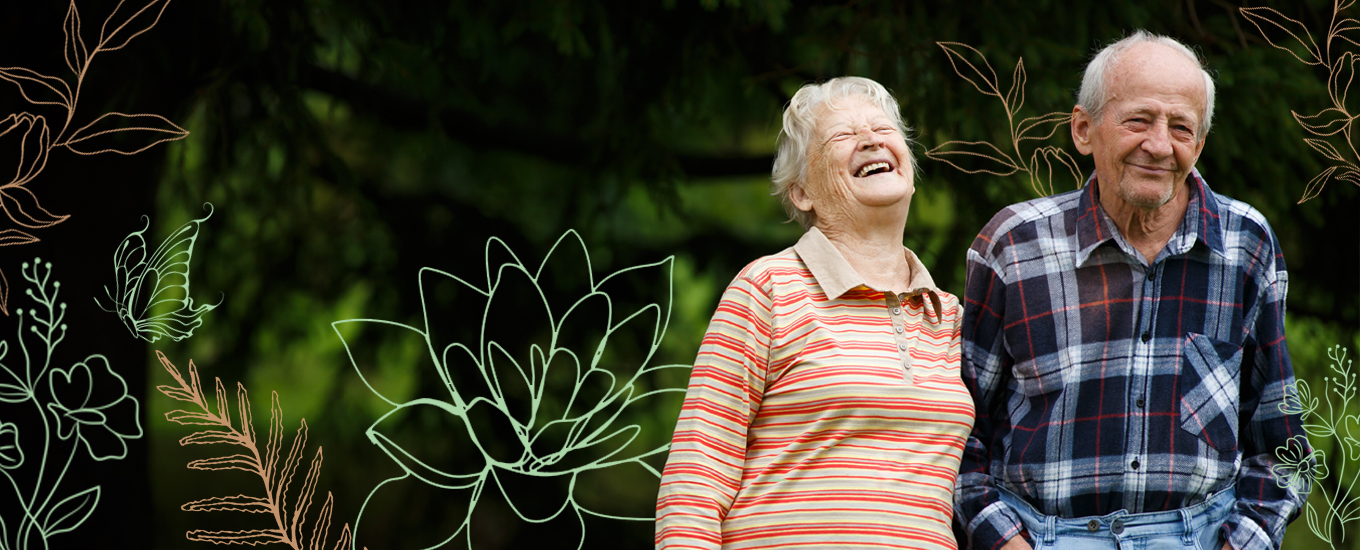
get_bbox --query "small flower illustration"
[1273,435,1325,494]
[337,231,687,548]
[1280,379,1319,420]
[0,422,21,469]
[46,355,142,461]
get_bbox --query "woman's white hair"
[1078,30,1215,138]
[771,77,914,229]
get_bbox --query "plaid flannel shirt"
[955,169,1308,550]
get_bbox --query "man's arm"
[955,242,1028,550]
[1225,239,1310,550]
[655,274,773,550]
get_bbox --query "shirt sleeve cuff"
[968,500,1027,550]
[1225,512,1277,550]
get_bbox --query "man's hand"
[999,535,1033,550]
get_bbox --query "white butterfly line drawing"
[95,202,222,342]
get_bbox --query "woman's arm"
[655,273,773,550]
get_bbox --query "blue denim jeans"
[995,486,1234,550]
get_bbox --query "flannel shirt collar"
[793,226,938,300]
[1074,167,1227,268]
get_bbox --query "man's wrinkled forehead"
[1105,43,1208,113]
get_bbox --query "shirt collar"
[1074,167,1226,267]
[793,226,939,299]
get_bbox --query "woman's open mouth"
[854,161,894,177]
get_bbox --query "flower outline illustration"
[46,354,142,461]
[337,230,688,549]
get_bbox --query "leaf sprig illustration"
[0,0,189,314]
[1241,1,1360,202]
[1275,344,1355,549]
[0,258,142,549]
[155,351,355,549]
[95,203,221,343]
[925,42,1081,197]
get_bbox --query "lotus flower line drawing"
[335,230,687,549]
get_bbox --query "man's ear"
[789,182,814,213]
[1071,105,1094,156]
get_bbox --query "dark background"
[0,0,1355,548]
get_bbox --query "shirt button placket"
[887,292,912,383]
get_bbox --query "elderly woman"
[654,76,975,550]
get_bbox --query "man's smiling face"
[1074,42,1208,211]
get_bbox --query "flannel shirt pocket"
[1179,333,1243,452]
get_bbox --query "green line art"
[154,351,355,549]
[0,258,142,549]
[336,230,688,549]
[1277,344,1354,549]
[94,202,221,343]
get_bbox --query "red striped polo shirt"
[656,227,975,549]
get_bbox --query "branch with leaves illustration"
[0,258,142,550]
[925,42,1082,197]
[1241,1,1360,202]
[155,351,356,550]
[0,0,188,314]
[1276,345,1357,550]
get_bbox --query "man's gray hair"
[1078,30,1215,139]
[771,76,914,229]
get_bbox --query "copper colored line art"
[924,42,1082,198]
[0,0,189,315]
[155,351,358,549]
[1241,1,1360,202]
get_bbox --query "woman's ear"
[789,182,814,213]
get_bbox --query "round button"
[1111,519,1125,535]
[895,325,904,333]
[1086,519,1099,532]
[892,307,901,315]
[1131,460,1140,470]
[1136,398,1145,408]
[1140,332,1151,343]
[898,343,908,351]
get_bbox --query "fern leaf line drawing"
[925,41,1082,197]
[0,0,189,315]
[155,351,354,550]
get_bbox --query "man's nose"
[1143,123,1174,157]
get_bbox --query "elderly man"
[955,31,1309,550]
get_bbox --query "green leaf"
[0,382,28,403]
[43,486,99,537]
